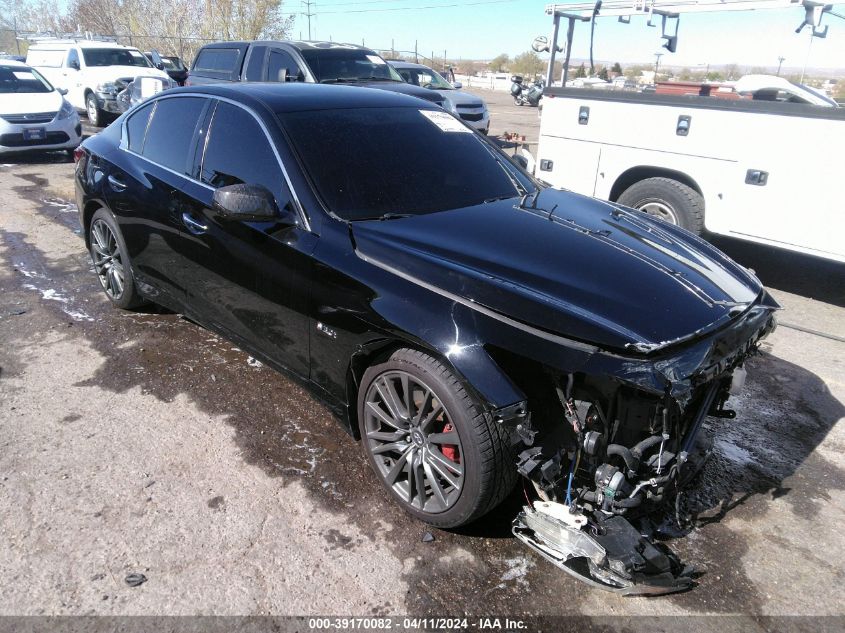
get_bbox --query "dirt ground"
[0,100,843,628]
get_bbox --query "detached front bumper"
[0,113,83,155]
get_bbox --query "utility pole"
[776,56,786,76]
[302,0,315,40]
[653,52,663,79]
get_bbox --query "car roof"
[168,82,436,112]
[199,40,372,52]
[389,61,432,70]
[0,59,28,68]
[28,40,136,50]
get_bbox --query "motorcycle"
[511,75,544,107]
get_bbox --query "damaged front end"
[503,298,778,595]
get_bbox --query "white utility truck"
[533,87,845,263]
[25,38,169,126]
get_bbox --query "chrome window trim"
[119,92,312,232]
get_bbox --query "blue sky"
[289,0,845,71]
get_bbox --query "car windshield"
[280,106,536,220]
[82,48,153,68]
[398,66,453,90]
[299,48,403,83]
[0,65,53,93]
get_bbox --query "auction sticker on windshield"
[365,55,386,65]
[419,109,472,133]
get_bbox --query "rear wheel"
[358,349,516,528]
[617,177,705,234]
[89,208,145,310]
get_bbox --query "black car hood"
[357,80,445,106]
[351,189,765,353]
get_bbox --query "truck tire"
[358,348,517,528]
[617,177,705,234]
[86,92,105,128]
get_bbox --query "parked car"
[26,39,169,126]
[75,83,777,595]
[186,40,445,107]
[0,60,81,155]
[390,61,489,134]
[144,51,188,86]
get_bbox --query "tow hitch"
[513,501,694,595]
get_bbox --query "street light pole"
[777,56,786,76]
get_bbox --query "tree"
[597,65,609,81]
[2,0,295,61]
[488,53,509,72]
[723,63,742,80]
[611,61,622,75]
[574,62,586,78]
[510,51,544,78]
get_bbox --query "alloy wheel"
[363,370,464,514]
[90,219,125,299]
[637,200,679,225]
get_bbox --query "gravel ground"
[0,106,843,628]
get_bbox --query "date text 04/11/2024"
[306,617,527,630]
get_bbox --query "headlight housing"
[57,98,76,120]
[95,82,120,97]
[446,99,458,113]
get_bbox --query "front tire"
[88,208,145,310]
[617,177,705,234]
[86,93,104,127]
[358,349,516,528]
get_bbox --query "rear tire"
[358,348,517,528]
[88,208,146,310]
[617,177,705,234]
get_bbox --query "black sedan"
[75,83,777,594]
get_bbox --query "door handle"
[182,212,208,235]
[107,174,126,191]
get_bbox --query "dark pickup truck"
[187,40,445,107]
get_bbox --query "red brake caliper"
[441,423,460,463]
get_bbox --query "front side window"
[66,49,79,69]
[403,67,452,90]
[0,65,53,93]
[142,97,206,173]
[299,48,403,84]
[201,101,289,208]
[280,107,535,220]
[267,49,303,82]
[82,48,153,68]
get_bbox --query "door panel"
[181,99,315,377]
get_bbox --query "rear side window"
[125,102,154,153]
[142,97,206,174]
[243,46,267,81]
[194,48,239,73]
[201,101,289,207]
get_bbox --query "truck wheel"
[617,177,705,234]
[358,348,517,528]
[86,93,104,127]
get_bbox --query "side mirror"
[451,81,463,89]
[212,184,290,223]
[57,87,68,95]
[150,49,165,71]
[69,59,80,70]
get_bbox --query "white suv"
[26,39,169,126]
